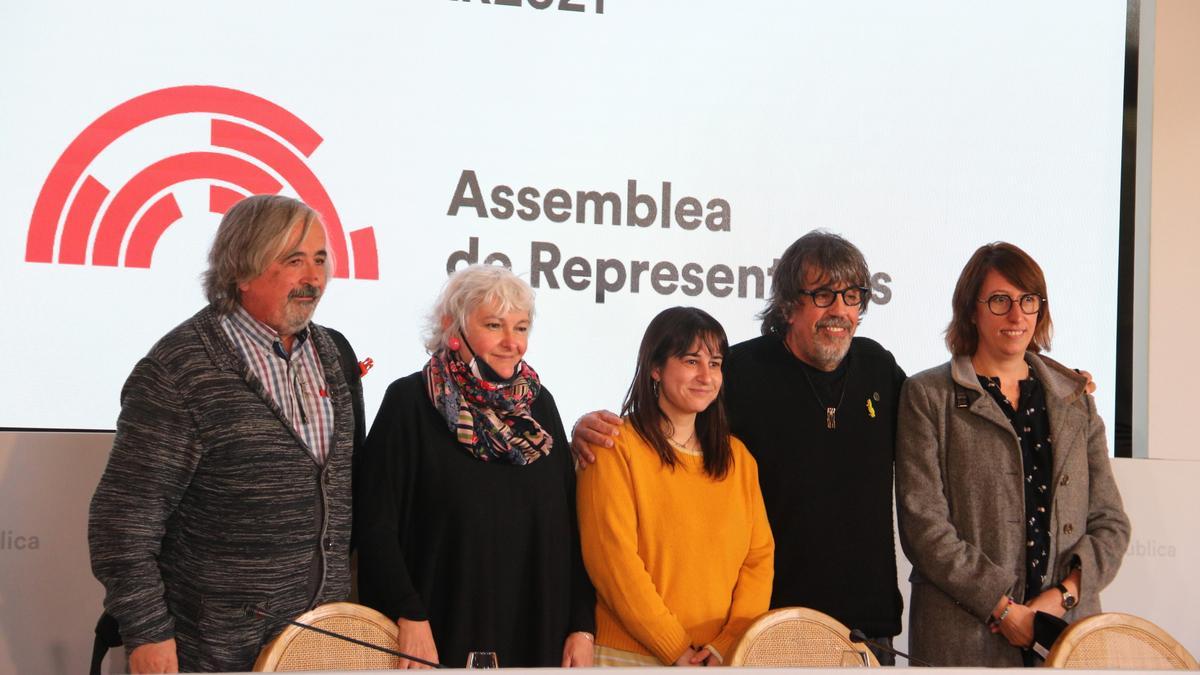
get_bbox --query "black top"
[724,335,906,638]
[977,374,1055,602]
[355,372,595,668]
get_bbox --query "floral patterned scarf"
[423,349,553,465]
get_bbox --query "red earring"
[447,336,462,351]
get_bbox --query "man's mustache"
[288,284,322,300]
[816,317,853,330]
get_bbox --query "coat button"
[1060,474,1070,486]
[323,537,334,551]
[1063,523,1075,535]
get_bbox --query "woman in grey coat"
[896,242,1130,667]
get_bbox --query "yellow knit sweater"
[577,420,774,664]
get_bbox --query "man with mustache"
[88,195,364,673]
[573,231,904,664]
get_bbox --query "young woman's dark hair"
[621,306,733,479]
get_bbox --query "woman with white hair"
[356,264,595,669]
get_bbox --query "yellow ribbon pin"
[866,399,876,418]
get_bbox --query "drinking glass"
[466,651,499,669]
[839,649,869,667]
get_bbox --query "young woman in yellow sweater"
[577,306,775,667]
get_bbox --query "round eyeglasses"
[800,286,869,308]
[979,293,1044,316]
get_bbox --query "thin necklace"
[784,339,849,430]
[667,428,696,450]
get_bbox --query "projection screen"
[0,1,1127,447]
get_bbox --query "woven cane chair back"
[728,607,879,667]
[1043,612,1198,670]
[253,602,403,672]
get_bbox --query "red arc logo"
[25,85,378,279]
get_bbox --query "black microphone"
[849,629,936,667]
[250,606,446,668]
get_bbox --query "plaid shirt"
[220,305,335,465]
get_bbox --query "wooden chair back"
[253,602,404,672]
[728,606,880,667]
[1043,612,1198,669]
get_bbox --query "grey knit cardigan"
[88,305,362,672]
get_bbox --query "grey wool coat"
[89,306,362,672]
[895,352,1130,667]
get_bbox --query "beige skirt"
[594,644,663,667]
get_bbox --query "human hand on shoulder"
[570,410,621,468]
[1075,368,1097,394]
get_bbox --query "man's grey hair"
[424,264,536,353]
[758,230,871,336]
[203,195,326,314]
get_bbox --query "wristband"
[989,597,1013,627]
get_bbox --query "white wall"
[1145,0,1200,461]
[0,432,115,675]
[1100,458,1199,657]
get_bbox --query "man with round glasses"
[573,231,905,664]
[722,231,905,662]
